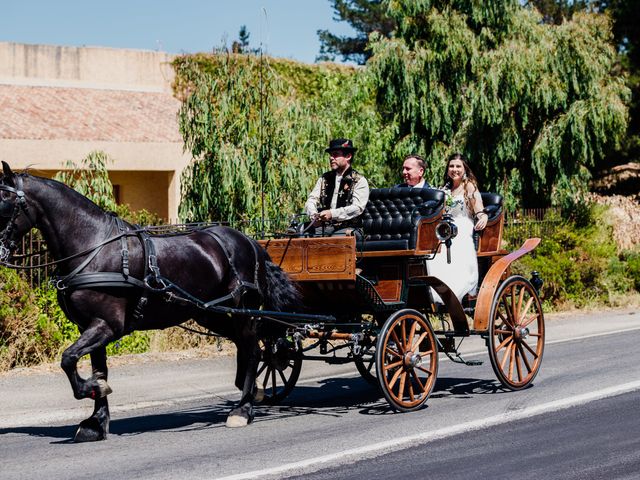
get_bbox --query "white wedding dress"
[427,192,478,303]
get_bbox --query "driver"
[304,138,370,236]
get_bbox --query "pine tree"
[317,0,395,64]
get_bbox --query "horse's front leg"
[60,320,116,441]
[73,347,111,442]
[226,330,260,428]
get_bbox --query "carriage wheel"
[488,275,545,390]
[376,309,438,412]
[256,338,302,404]
[353,335,378,386]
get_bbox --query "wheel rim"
[256,338,302,404]
[489,277,545,390]
[376,310,438,411]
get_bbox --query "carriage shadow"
[0,376,510,441]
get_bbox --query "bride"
[428,153,488,303]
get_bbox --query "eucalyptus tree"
[368,0,629,208]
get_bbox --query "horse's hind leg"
[226,326,260,428]
[60,320,116,441]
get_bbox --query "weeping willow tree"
[368,0,630,208]
[173,52,394,226]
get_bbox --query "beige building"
[0,42,192,220]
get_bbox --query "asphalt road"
[0,308,638,480]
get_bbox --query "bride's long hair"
[442,153,481,214]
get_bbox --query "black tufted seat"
[358,187,445,251]
[480,192,503,222]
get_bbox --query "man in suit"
[397,154,430,188]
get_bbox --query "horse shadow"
[0,375,511,441]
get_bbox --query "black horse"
[0,162,300,441]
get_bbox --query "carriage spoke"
[408,320,418,346]
[521,312,539,328]
[515,346,523,382]
[385,345,402,359]
[411,332,428,352]
[410,369,425,392]
[270,367,277,393]
[415,365,433,376]
[388,365,404,389]
[261,366,272,389]
[399,322,408,349]
[419,349,434,358]
[384,359,403,370]
[257,362,268,376]
[495,334,513,353]
[519,297,534,324]
[521,338,539,358]
[500,343,512,370]
[501,298,516,328]
[508,344,516,381]
[398,371,407,398]
[391,330,403,351]
[517,342,533,374]
[516,286,526,321]
[408,378,415,401]
[278,368,287,384]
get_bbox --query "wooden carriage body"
[257,186,545,411]
[259,187,530,333]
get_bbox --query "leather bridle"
[0,175,34,262]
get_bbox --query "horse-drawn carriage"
[0,162,544,441]
[256,186,545,411]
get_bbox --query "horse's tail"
[263,260,302,312]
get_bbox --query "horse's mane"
[23,172,111,217]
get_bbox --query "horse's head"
[0,161,34,262]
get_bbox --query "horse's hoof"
[225,414,249,428]
[254,388,265,403]
[95,379,112,398]
[74,418,107,442]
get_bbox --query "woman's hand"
[474,212,488,230]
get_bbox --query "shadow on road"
[0,374,509,442]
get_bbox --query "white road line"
[215,380,640,480]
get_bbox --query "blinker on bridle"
[0,175,29,263]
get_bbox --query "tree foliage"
[54,150,118,212]
[317,0,396,65]
[367,0,630,208]
[173,52,394,227]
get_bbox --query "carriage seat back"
[481,192,503,222]
[477,192,504,254]
[359,187,445,251]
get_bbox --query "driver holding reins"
[304,138,370,237]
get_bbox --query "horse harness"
[0,177,263,319]
[56,222,264,321]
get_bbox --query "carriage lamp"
[531,271,543,293]
[435,214,458,264]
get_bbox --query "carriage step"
[463,359,483,366]
[445,352,483,366]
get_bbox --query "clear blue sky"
[1,0,356,64]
